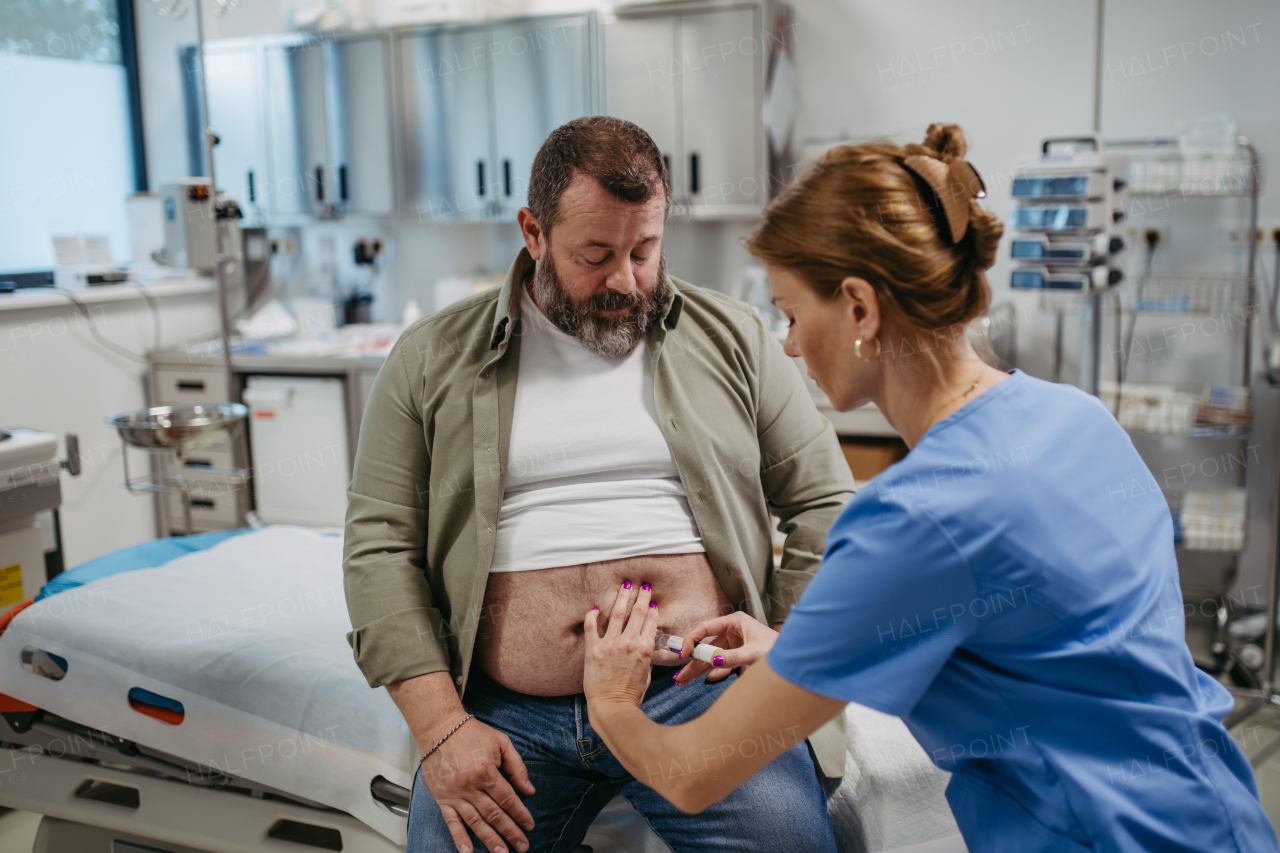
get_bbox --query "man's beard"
[529,250,668,358]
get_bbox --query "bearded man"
[343,116,855,853]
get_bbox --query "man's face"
[520,174,667,357]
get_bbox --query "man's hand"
[420,714,536,853]
[387,672,535,853]
[672,611,779,686]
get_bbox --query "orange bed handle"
[0,599,33,636]
[0,691,38,713]
[1,600,40,713]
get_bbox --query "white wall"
[0,292,223,567]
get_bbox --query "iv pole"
[191,0,238,404]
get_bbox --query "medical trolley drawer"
[153,367,231,405]
[164,467,244,530]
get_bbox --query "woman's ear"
[840,276,881,340]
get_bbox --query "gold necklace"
[926,373,983,425]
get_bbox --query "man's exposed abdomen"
[473,553,734,696]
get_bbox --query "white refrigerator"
[241,376,350,527]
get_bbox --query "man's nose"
[605,257,637,294]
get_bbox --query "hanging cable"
[132,284,163,352]
[50,283,163,362]
[1120,237,1158,383]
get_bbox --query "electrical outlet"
[353,238,384,266]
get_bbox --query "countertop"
[0,274,215,314]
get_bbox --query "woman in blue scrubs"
[580,124,1277,852]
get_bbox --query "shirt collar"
[489,247,685,350]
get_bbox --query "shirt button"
[456,675,464,686]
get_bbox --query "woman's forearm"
[589,662,846,813]
[588,701,708,808]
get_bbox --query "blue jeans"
[408,666,838,853]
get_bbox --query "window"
[0,0,142,271]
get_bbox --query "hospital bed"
[0,526,966,853]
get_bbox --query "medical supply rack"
[1007,136,1129,391]
[1101,136,1265,694]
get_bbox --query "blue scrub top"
[769,371,1276,853]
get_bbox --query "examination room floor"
[1,617,1278,850]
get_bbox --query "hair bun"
[921,123,968,162]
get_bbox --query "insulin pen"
[658,632,725,666]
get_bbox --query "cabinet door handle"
[477,161,486,197]
[503,159,512,197]
[339,164,348,202]
[315,166,325,202]
[689,153,700,196]
[247,170,255,203]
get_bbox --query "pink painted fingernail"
[641,582,651,591]
[591,606,598,611]
[623,580,632,590]
[649,601,657,609]
[672,674,680,682]
[712,655,725,667]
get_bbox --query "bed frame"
[0,710,407,853]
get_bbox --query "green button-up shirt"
[343,248,855,775]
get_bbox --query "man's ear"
[517,207,545,261]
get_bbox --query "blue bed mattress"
[35,528,253,601]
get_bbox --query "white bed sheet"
[0,526,414,844]
[0,525,963,852]
[829,704,963,852]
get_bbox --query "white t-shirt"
[488,285,705,572]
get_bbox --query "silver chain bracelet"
[420,713,474,765]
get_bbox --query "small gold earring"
[855,337,881,362]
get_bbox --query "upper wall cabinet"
[398,14,595,221]
[273,33,396,219]
[490,18,593,218]
[191,2,779,225]
[602,2,768,215]
[195,34,396,222]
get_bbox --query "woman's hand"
[673,612,779,686]
[583,581,660,712]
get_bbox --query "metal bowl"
[105,403,248,452]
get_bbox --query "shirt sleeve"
[342,332,452,688]
[767,497,979,716]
